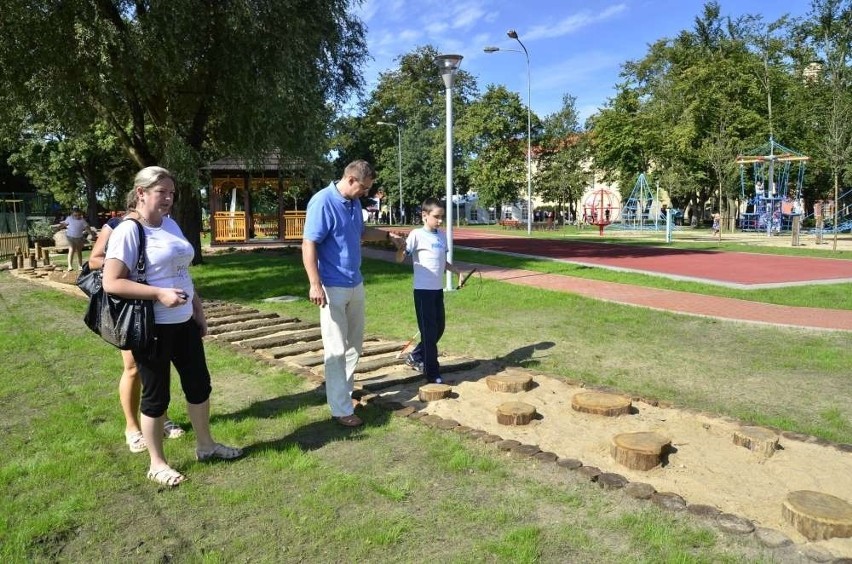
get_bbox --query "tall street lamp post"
[435,53,463,292]
[485,29,532,235]
[376,121,404,224]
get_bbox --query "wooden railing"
[0,232,29,259]
[252,214,279,238]
[284,211,306,239]
[211,211,305,243]
[213,212,246,242]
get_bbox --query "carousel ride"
[736,136,808,236]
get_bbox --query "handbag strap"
[125,218,148,284]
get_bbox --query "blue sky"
[353,0,813,123]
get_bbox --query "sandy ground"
[381,366,852,557]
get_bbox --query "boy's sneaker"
[427,376,444,384]
[404,354,424,372]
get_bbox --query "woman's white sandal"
[125,431,147,453]
[196,443,243,461]
[147,467,186,487]
[163,420,185,439]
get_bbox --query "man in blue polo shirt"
[302,160,404,427]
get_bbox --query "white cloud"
[451,4,488,29]
[525,4,628,41]
[534,51,623,91]
[519,51,624,118]
[425,21,450,34]
[362,0,498,69]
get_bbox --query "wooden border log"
[611,432,671,471]
[572,391,632,416]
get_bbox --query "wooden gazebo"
[205,155,312,245]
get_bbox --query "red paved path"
[465,263,852,332]
[453,228,852,288]
[367,230,852,332]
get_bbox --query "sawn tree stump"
[782,490,852,541]
[486,372,533,393]
[418,383,451,402]
[496,401,537,426]
[610,432,671,471]
[732,426,780,457]
[571,391,632,416]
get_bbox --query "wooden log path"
[202,299,479,390]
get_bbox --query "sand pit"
[382,367,852,557]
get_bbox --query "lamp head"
[435,54,463,89]
[507,29,518,39]
[483,46,499,53]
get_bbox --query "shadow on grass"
[497,341,555,370]
[211,388,392,454]
[242,404,392,455]
[211,387,328,423]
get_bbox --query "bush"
[27,219,54,240]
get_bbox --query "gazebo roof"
[204,154,307,173]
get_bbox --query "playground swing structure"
[609,172,672,231]
[736,136,808,236]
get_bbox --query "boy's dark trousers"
[410,289,445,381]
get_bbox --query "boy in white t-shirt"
[396,198,460,383]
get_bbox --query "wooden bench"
[498,219,521,229]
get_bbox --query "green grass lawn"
[3,243,849,561]
[192,248,852,445]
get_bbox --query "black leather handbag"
[76,260,102,297]
[83,219,156,355]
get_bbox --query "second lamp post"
[485,29,532,235]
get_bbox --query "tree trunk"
[571,391,632,416]
[81,162,100,226]
[418,383,451,401]
[732,426,779,457]
[611,432,670,470]
[485,371,533,393]
[496,401,536,425]
[782,490,852,541]
[175,184,204,265]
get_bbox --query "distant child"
[54,206,95,271]
[712,213,721,236]
[396,198,460,384]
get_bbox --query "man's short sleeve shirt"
[303,182,364,288]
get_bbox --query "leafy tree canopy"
[0,0,367,259]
